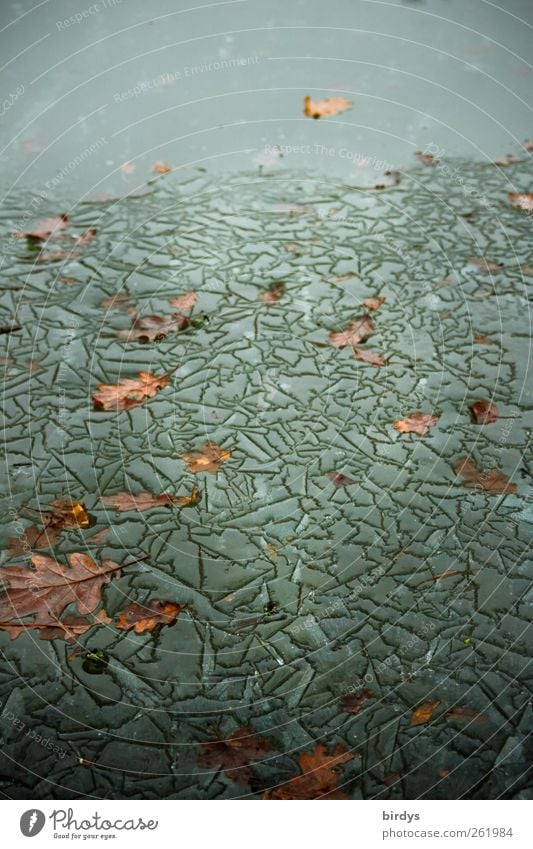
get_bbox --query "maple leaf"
[354,347,385,366]
[264,743,353,800]
[469,400,498,424]
[119,313,188,342]
[198,727,273,785]
[168,291,198,313]
[101,488,199,512]
[0,553,130,624]
[181,441,230,474]
[454,457,516,494]
[92,369,175,411]
[325,472,355,488]
[260,282,285,305]
[393,412,439,435]
[362,296,385,311]
[415,151,438,166]
[341,689,375,714]
[410,700,440,726]
[152,161,172,173]
[16,214,70,241]
[0,609,111,643]
[116,600,183,634]
[303,95,352,119]
[508,192,533,211]
[329,315,374,348]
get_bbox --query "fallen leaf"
[410,701,440,726]
[0,609,111,643]
[16,214,70,241]
[362,296,385,311]
[264,743,353,800]
[494,153,521,166]
[36,248,81,263]
[101,488,199,512]
[508,192,533,212]
[89,526,111,545]
[198,727,273,785]
[100,293,137,317]
[8,499,91,554]
[48,498,90,528]
[329,315,374,348]
[181,441,230,474]
[454,457,516,494]
[446,706,488,722]
[168,291,198,313]
[393,412,439,435]
[74,228,97,247]
[466,257,503,273]
[260,282,285,305]
[119,313,188,342]
[354,347,385,366]
[341,689,375,714]
[439,769,450,778]
[469,400,498,424]
[303,95,352,119]
[415,151,438,167]
[325,472,355,488]
[93,369,175,411]
[473,334,492,345]
[116,600,183,634]
[0,553,130,624]
[152,161,172,174]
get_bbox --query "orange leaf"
[168,291,198,312]
[454,456,516,494]
[329,316,374,348]
[101,488,199,512]
[181,441,230,474]
[304,95,352,119]
[264,743,353,800]
[92,369,175,411]
[410,701,440,726]
[260,282,285,305]
[393,412,439,435]
[116,600,183,634]
[362,296,385,311]
[354,347,385,366]
[469,400,498,424]
[508,192,533,211]
[152,161,172,173]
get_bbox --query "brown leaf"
[0,553,129,624]
[410,700,440,726]
[473,334,492,345]
[119,313,188,342]
[303,95,352,119]
[48,499,90,528]
[508,192,533,211]
[168,291,198,312]
[93,369,175,411]
[341,689,375,714]
[181,441,230,474]
[446,706,488,722]
[8,499,91,554]
[260,282,285,305]
[466,257,503,273]
[362,296,385,311]
[152,161,172,174]
[16,214,70,241]
[101,488,199,512]
[329,315,374,348]
[454,456,516,494]
[494,153,521,166]
[0,609,111,643]
[415,151,438,167]
[198,727,273,785]
[393,412,439,435]
[116,600,183,634]
[264,743,353,800]
[354,347,385,366]
[325,472,355,488]
[469,400,498,424]
[100,293,136,315]
[74,228,97,247]
[89,526,111,545]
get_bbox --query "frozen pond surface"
[0,157,531,799]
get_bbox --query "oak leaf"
[116,600,183,634]
[168,291,198,313]
[354,347,385,366]
[264,743,353,800]
[198,726,273,785]
[0,609,111,643]
[410,701,440,726]
[304,95,352,119]
[119,313,188,342]
[508,192,533,211]
[393,412,439,435]
[101,488,199,512]
[329,315,374,348]
[181,441,230,474]
[469,400,498,424]
[92,369,175,411]
[8,499,90,554]
[454,456,516,494]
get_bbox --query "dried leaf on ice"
[8,499,91,554]
[92,369,175,411]
[303,95,352,119]
[181,441,230,474]
[264,743,353,800]
[116,600,183,634]
[362,296,385,311]
[469,400,498,424]
[329,315,374,348]
[341,689,375,714]
[101,488,199,512]
[454,457,516,494]
[393,412,439,435]
[0,609,111,643]
[354,347,385,366]
[198,726,273,785]
[325,472,355,488]
[260,282,285,305]
[100,293,136,315]
[446,706,488,722]
[508,192,533,211]
[415,151,438,167]
[410,701,440,726]
[16,214,70,241]
[152,161,172,173]
[119,313,188,342]
[168,291,198,313]
[473,334,492,345]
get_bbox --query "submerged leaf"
[454,457,516,494]
[508,192,533,211]
[264,743,353,800]
[198,727,273,785]
[92,369,175,411]
[469,400,498,424]
[354,347,385,366]
[119,313,188,342]
[16,214,70,241]
[116,600,183,634]
[325,471,355,488]
[410,701,440,726]
[260,282,285,305]
[168,291,198,312]
[181,441,230,474]
[329,315,374,348]
[101,488,199,512]
[393,412,439,435]
[303,95,352,119]
[362,296,385,311]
